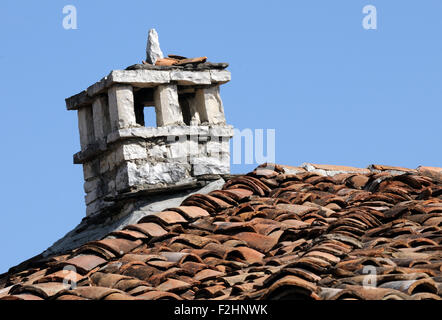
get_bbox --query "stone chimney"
[66,30,233,217]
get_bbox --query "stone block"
[108,85,137,130]
[115,143,147,163]
[84,178,101,193]
[154,84,184,126]
[209,125,234,137]
[83,160,99,180]
[170,70,211,85]
[206,139,230,156]
[116,163,132,192]
[99,155,110,175]
[195,86,226,125]
[92,96,111,141]
[86,199,104,217]
[77,106,95,150]
[192,156,230,176]
[168,140,190,159]
[210,70,231,84]
[110,70,170,87]
[107,179,116,195]
[107,151,118,172]
[147,143,169,159]
[85,188,101,205]
[124,161,192,187]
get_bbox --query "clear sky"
[0,0,441,273]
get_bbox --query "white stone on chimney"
[77,106,95,150]
[146,29,164,65]
[108,85,137,130]
[195,86,226,125]
[154,84,183,126]
[92,96,110,141]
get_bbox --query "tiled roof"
[1,163,441,300]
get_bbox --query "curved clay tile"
[1,164,441,301]
[261,275,319,300]
[125,223,168,238]
[138,211,188,226]
[57,254,107,274]
[136,290,182,300]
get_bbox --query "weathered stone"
[209,126,234,137]
[121,161,193,187]
[146,29,164,65]
[195,86,226,125]
[170,70,211,85]
[77,106,95,150]
[147,143,169,159]
[99,153,114,175]
[116,163,132,192]
[107,151,118,172]
[110,70,170,87]
[86,198,105,216]
[92,96,111,141]
[115,143,147,162]
[66,90,89,110]
[84,178,101,194]
[107,180,116,195]
[210,70,231,84]
[108,85,137,130]
[154,84,184,126]
[168,140,192,159]
[206,139,230,155]
[85,187,102,205]
[86,76,109,98]
[144,162,192,185]
[192,156,230,176]
[83,160,99,181]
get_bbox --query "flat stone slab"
[66,68,231,110]
[107,125,234,144]
[72,125,234,164]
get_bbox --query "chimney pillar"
[108,85,137,130]
[195,85,226,125]
[154,84,183,126]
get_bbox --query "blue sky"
[0,0,441,273]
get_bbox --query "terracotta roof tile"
[58,254,107,274]
[169,206,210,220]
[59,286,129,300]
[139,211,187,225]
[194,269,225,282]
[136,291,182,300]
[125,223,168,238]
[1,293,44,301]
[88,238,143,257]
[156,279,191,292]
[35,269,84,284]
[369,164,417,173]
[304,163,371,175]
[2,163,442,300]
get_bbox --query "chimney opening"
[134,88,157,127]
